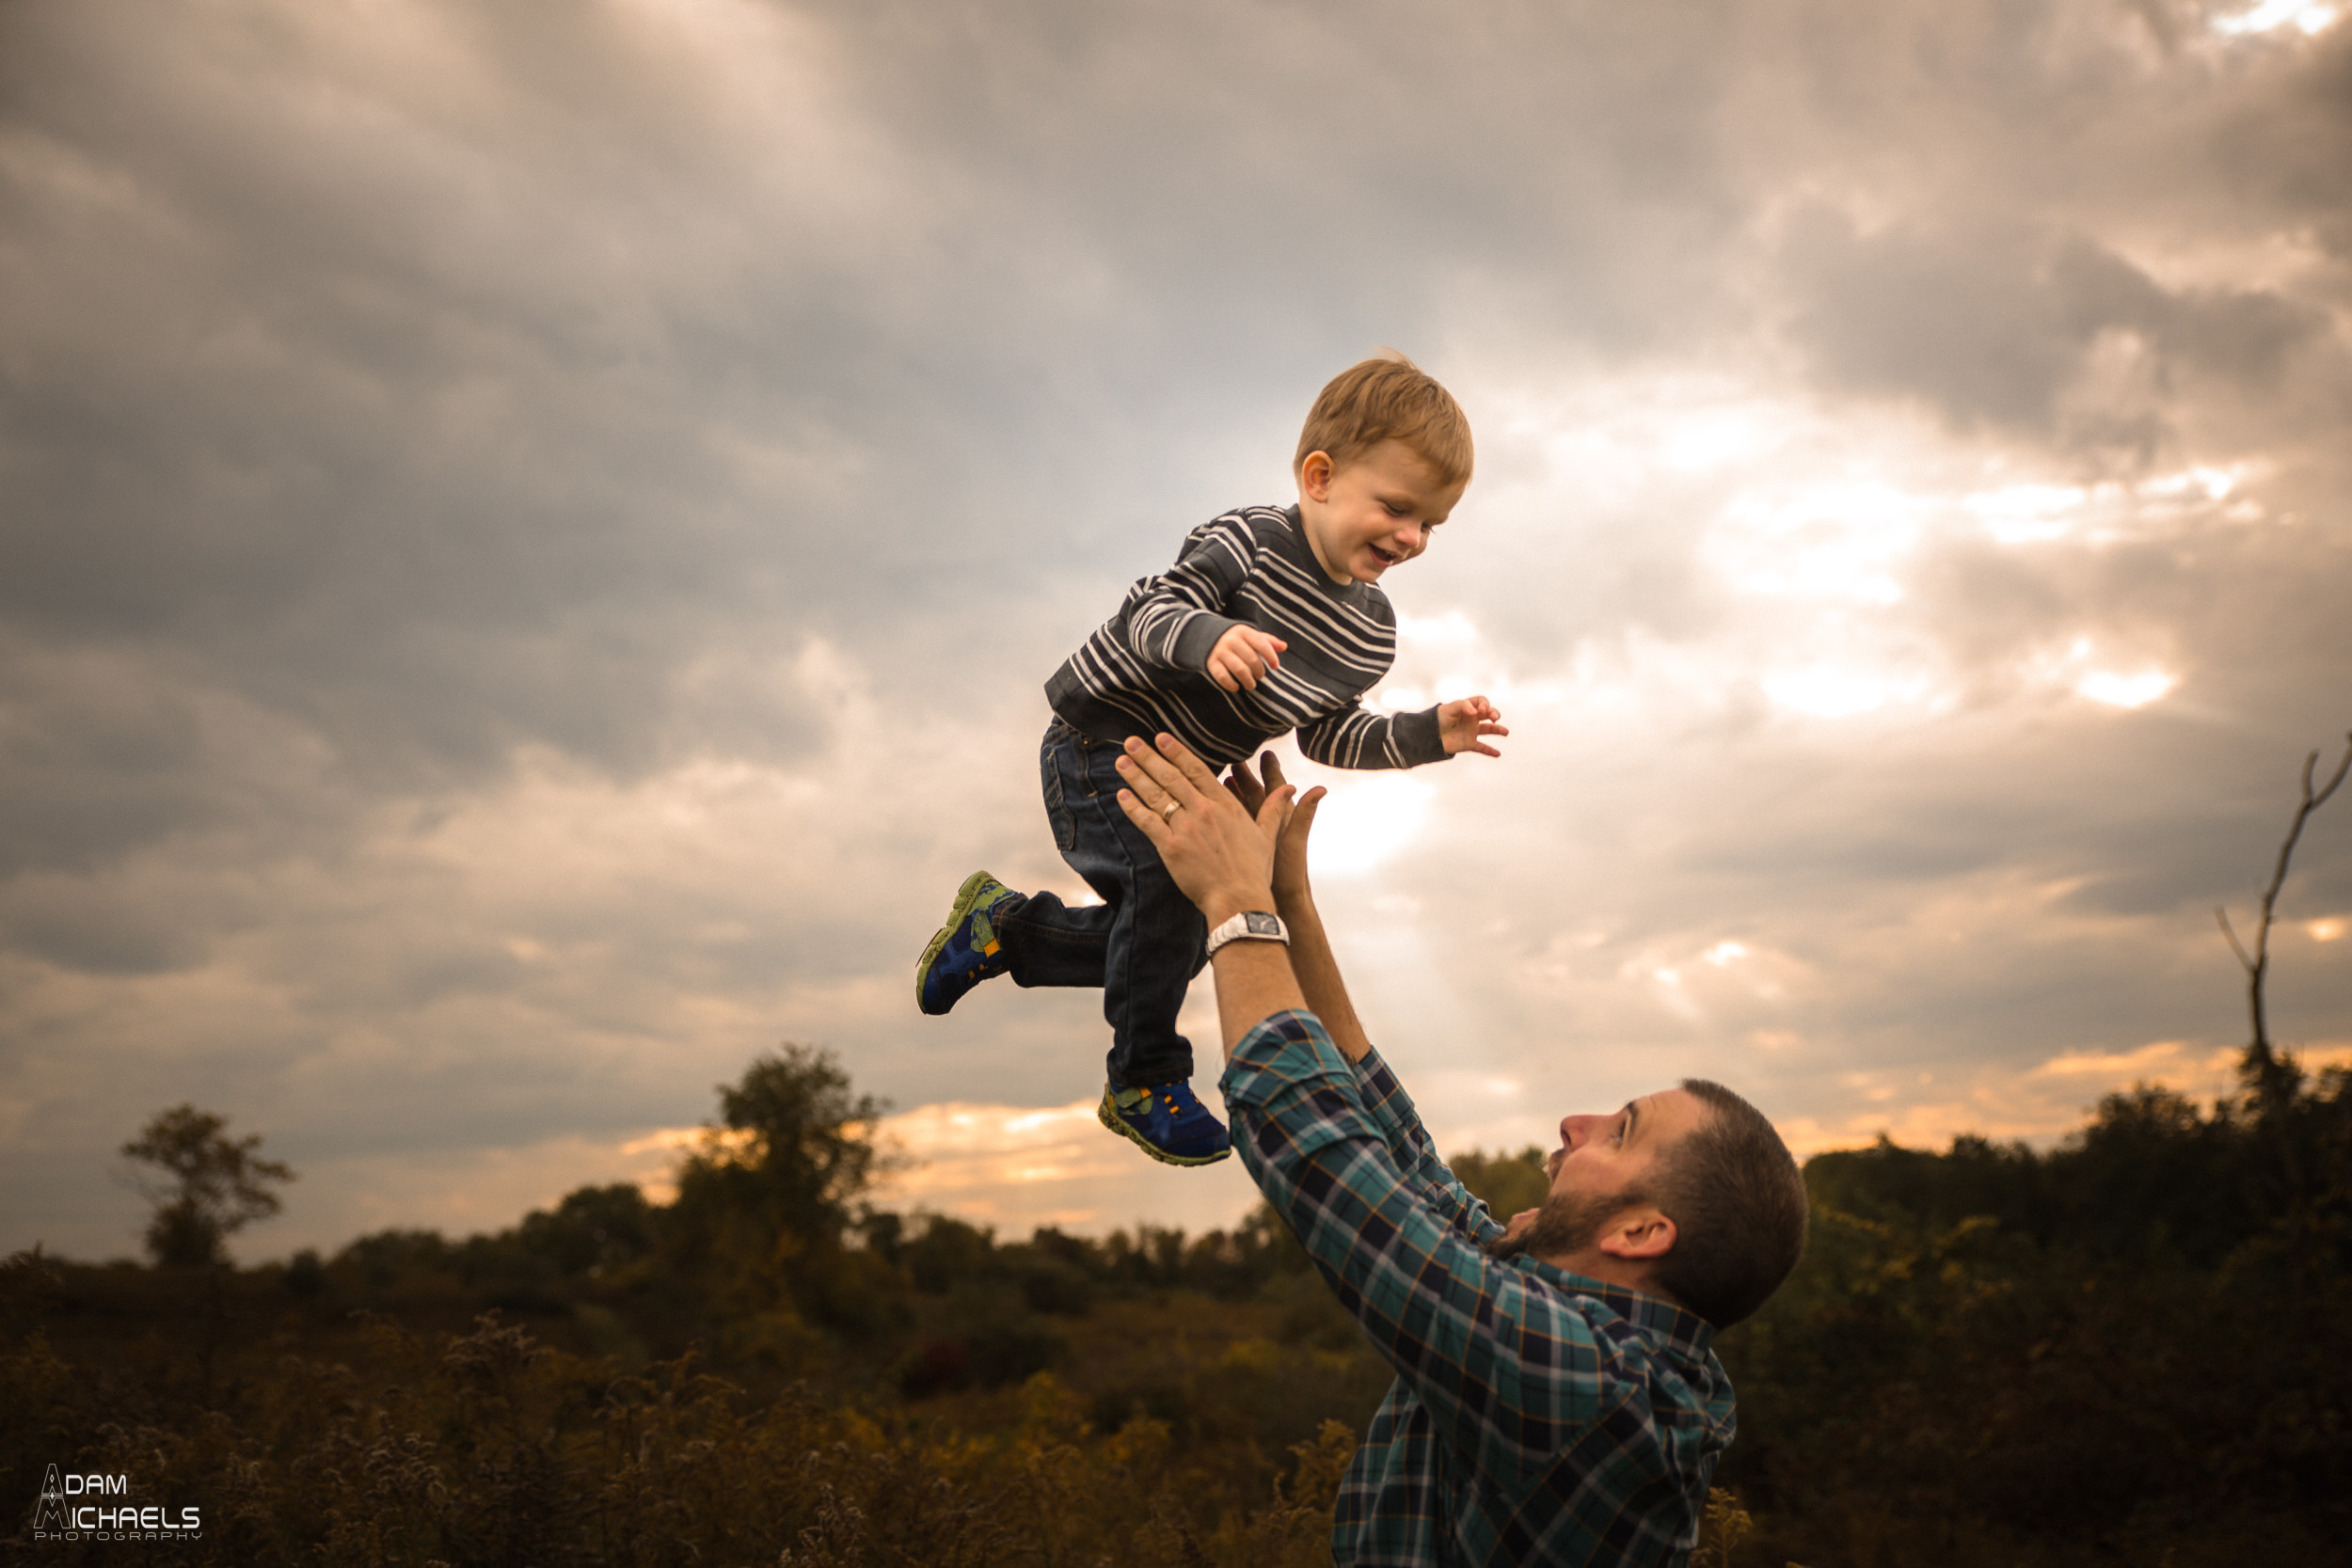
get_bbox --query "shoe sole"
[915,870,1003,1016]
[1097,1087,1232,1167]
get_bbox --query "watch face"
[1243,911,1281,936]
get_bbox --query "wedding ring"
[1159,799,1183,821]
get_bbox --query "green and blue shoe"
[1098,1080,1232,1166]
[915,871,1022,1016]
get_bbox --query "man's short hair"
[1650,1079,1808,1328]
[1295,353,1473,489]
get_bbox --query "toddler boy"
[914,355,1505,1164]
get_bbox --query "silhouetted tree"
[120,1104,295,1267]
[2211,732,2352,1307]
[664,1043,890,1322]
[517,1181,657,1277]
[2217,730,2351,1116]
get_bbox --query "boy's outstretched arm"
[1293,693,1505,771]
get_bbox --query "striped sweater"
[1045,504,1447,770]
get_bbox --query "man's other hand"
[1115,734,1290,926]
[1225,752,1327,904]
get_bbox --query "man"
[1107,733,1809,1567]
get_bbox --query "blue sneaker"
[916,872,1022,1016]
[1098,1081,1232,1166]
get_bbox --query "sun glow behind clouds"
[2212,0,2340,36]
[1469,380,2253,731]
[1764,666,1931,718]
[1967,483,2094,545]
[2015,635,2180,710]
[881,1099,1111,1190]
[2076,670,2177,708]
[1713,483,1923,605]
[1304,771,1437,876]
[864,1100,1263,1236]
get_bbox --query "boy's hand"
[1438,696,1508,758]
[1206,626,1288,692]
[1226,752,1327,903]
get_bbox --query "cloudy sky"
[5,0,2348,1262]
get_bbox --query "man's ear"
[1597,1207,1677,1262]
[1298,450,1334,501]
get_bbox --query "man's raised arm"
[1113,734,1645,1500]
[1114,739,1493,1235]
[1220,752,1372,1065]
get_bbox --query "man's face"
[1295,438,1466,586]
[1490,1087,1709,1261]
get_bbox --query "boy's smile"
[1296,438,1466,586]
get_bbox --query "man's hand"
[1206,626,1288,692]
[1114,734,1292,927]
[1438,695,1508,757]
[1223,752,1368,1062]
[1120,736,1310,1057]
[1225,752,1327,905]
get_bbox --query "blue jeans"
[996,716,1206,1089]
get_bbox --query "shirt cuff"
[1220,1009,1390,1176]
[1393,704,1450,766]
[1219,1008,1357,1110]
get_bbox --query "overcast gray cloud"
[3,0,2347,1258]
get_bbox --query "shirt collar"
[1518,1259,1718,1360]
[1276,504,1364,603]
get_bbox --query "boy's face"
[1295,438,1466,586]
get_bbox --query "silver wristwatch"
[1204,910,1289,958]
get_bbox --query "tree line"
[10,1038,2348,1566]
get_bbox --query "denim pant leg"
[994,719,1112,989]
[994,718,1205,1089]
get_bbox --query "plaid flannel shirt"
[1219,1009,1735,1567]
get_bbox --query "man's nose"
[1560,1113,1600,1149]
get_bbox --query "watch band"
[1204,910,1289,958]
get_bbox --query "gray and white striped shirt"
[1045,504,1447,770]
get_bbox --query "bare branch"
[2315,732,2352,810]
[2215,906,2254,974]
[2264,736,2352,910]
[2224,729,2352,1100]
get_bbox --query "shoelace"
[965,894,1013,958]
[1117,1086,1203,1119]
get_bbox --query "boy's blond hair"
[1295,352,1473,489]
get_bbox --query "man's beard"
[1485,1182,1650,1265]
